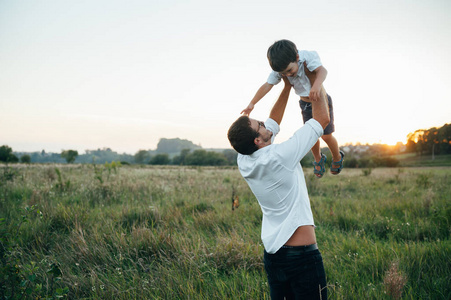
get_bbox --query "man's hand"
[241,103,254,116]
[282,75,291,85]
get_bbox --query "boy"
[241,39,344,177]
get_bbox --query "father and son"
[227,39,345,299]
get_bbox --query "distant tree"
[222,149,238,165]
[343,157,358,168]
[134,150,150,164]
[20,154,31,164]
[406,138,416,153]
[61,150,78,163]
[0,145,19,163]
[439,123,451,154]
[149,153,170,165]
[372,156,399,168]
[81,147,134,164]
[0,145,13,161]
[184,149,227,166]
[28,151,65,163]
[172,149,191,165]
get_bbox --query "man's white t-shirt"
[237,118,323,254]
[267,50,322,97]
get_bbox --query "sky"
[1,0,450,154]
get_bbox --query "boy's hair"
[227,116,259,155]
[267,39,298,72]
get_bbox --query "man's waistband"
[279,243,318,255]
[264,244,319,257]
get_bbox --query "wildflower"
[384,261,407,300]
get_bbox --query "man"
[227,74,330,299]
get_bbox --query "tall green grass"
[1,164,449,299]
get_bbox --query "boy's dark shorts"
[299,94,335,135]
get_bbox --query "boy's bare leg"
[311,141,322,175]
[321,134,341,174]
[304,85,330,176]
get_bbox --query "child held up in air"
[241,39,344,177]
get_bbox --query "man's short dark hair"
[267,39,298,72]
[227,116,259,155]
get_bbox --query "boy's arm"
[241,82,273,115]
[309,65,327,101]
[269,77,291,125]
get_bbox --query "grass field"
[1,164,450,299]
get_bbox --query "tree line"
[2,145,238,166]
[134,148,237,166]
[0,143,405,168]
[2,123,449,167]
[406,123,451,156]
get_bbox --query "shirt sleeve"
[273,119,323,168]
[300,50,322,72]
[267,71,282,85]
[265,118,280,143]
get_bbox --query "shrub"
[20,155,31,164]
[0,145,18,163]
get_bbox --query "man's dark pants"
[264,246,327,300]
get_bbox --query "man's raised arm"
[304,62,330,129]
[269,77,291,125]
[311,86,330,129]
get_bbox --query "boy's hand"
[241,103,254,116]
[309,85,321,101]
[305,62,327,102]
[304,63,319,101]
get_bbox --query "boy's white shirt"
[237,118,323,254]
[267,50,322,97]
